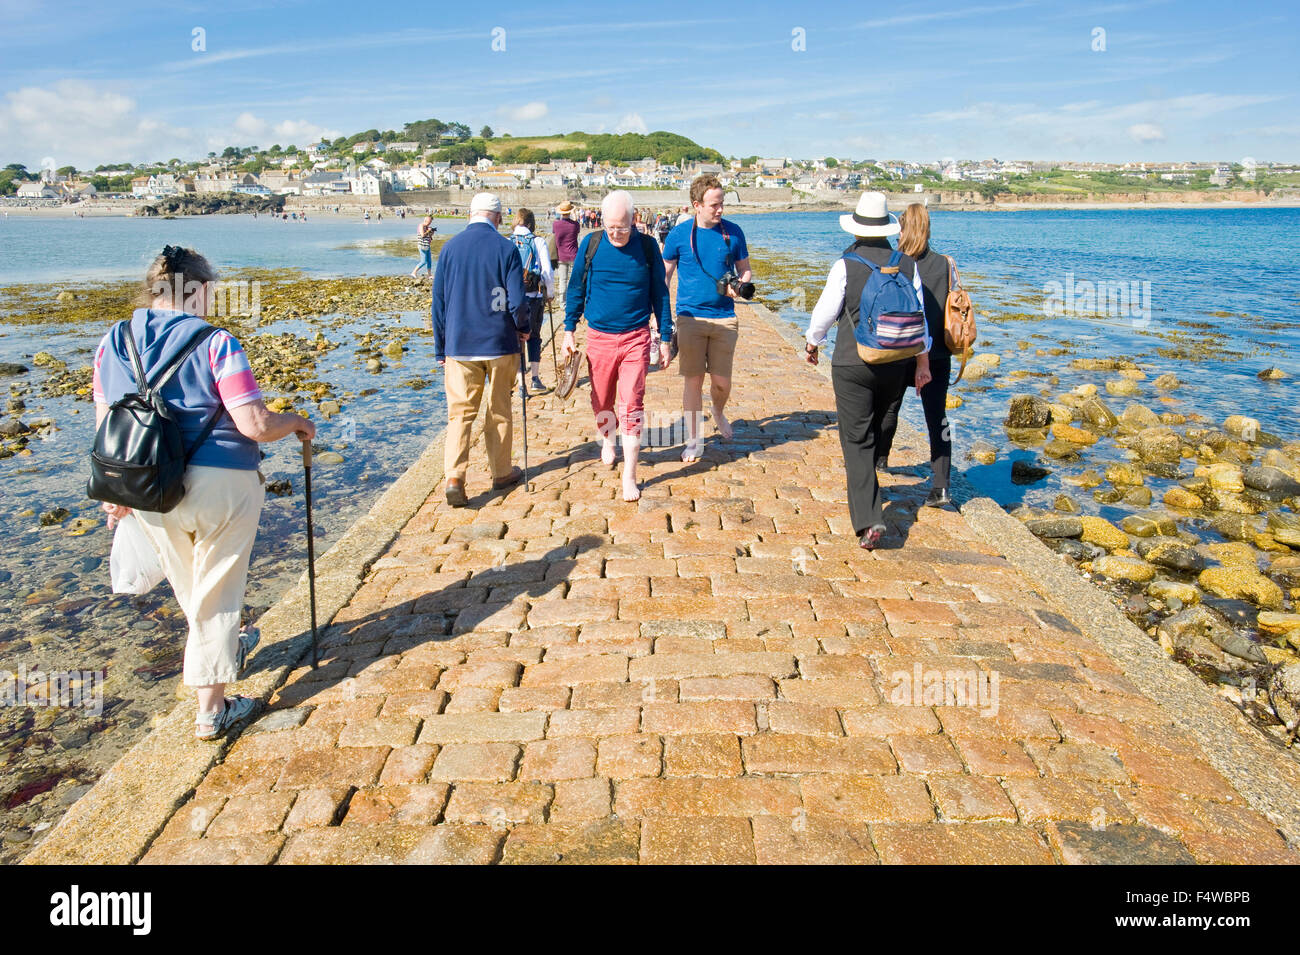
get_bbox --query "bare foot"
[601,440,617,467]
[681,438,702,463]
[622,472,641,501]
[712,405,733,439]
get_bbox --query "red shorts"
[586,325,650,438]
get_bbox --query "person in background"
[803,192,931,550]
[662,174,752,462]
[94,245,316,739]
[878,203,954,507]
[511,208,554,393]
[562,191,672,501]
[553,200,580,304]
[432,193,529,507]
[410,214,436,279]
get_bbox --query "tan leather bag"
[943,255,977,383]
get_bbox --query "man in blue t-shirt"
[662,174,752,462]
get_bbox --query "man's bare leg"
[682,374,704,461]
[621,433,641,501]
[710,374,733,439]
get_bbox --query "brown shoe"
[492,466,523,490]
[445,479,468,508]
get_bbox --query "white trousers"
[135,466,265,686]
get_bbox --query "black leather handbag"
[87,320,220,513]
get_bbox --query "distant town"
[3,118,1297,204]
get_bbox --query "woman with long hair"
[879,203,954,507]
[94,246,316,739]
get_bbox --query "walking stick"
[517,338,531,492]
[301,439,319,669]
[547,296,559,379]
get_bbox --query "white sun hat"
[839,191,900,237]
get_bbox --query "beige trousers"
[134,466,265,686]
[444,354,518,482]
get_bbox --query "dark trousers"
[832,360,910,536]
[524,296,546,365]
[879,350,952,490]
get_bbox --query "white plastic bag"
[110,513,165,595]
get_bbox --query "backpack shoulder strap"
[843,250,880,272]
[944,254,961,289]
[150,325,219,392]
[638,231,657,261]
[584,230,604,271]
[116,319,150,394]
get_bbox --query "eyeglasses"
[606,225,632,235]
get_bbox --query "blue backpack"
[845,249,927,363]
[511,232,543,293]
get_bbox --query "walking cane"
[301,439,319,669]
[517,338,531,492]
[547,296,559,379]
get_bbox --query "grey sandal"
[195,695,257,741]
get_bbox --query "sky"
[0,0,1295,171]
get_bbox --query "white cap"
[470,192,502,215]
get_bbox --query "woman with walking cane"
[93,246,316,739]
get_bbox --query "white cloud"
[1127,123,1165,143]
[501,101,548,122]
[0,80,340,167]
[614,112,648,134]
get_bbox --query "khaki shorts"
[676,312,739,378]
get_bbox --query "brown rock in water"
[1064,469,1104,489]
[1257,612,1300,638]
[1043,439,1081,461]
[1105,462,1145,487]
[1136,538,1205,574]
[1105,378,1141,397]
[1092,555,1157,583]
[1005,394,1051,430]
[1051,422,1098,445]
[1123,487,1153,506]
[1119,403,1161,431]
[1147,580,1201,606]
[1079,516,1129,551]
[1153,373,1181,390]
[1198,567,1284,611]
[1079,397,1119,431]
[1133,427,1180,463]
[1201,463,1245,493]
[1258,367,1288,381]
[1267,511,1300,549]
[1223,415,1261,441]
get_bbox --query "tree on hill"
[480,125,494,139]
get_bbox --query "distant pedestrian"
[553,200,580,303]
[431,193,529,507]
[411,215,436,278]
[510,208,554,392]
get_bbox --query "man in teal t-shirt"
[662,174,752,462]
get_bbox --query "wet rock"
[945,394,963,410]
[1133,427,1180,463]
[1050,422,1098,445]
[1262,449,1298,474]
[1093,555,1156,583]
[1243,466,1300,498]
[1209,514,1264,542]
[1258,367,1288,381]
[1206,542,1258,570]
[366,358,383,372]
[1121,515,1176,538]
[315,451,344,466]
[1079,397,1119,431]
[1223,415,1261,440]
[961,361,991,381]
[969,441,996,466]
[1105,378,1140,397]
[1052,539,1104,561]
[38,508,70,527]
[1119,403,1161,431]
[1266,512,1300,549]
[1023,515,1084,538]
[1201,463,1245,493]
[1156,605,1233,666]
[1267,664,1300,732]
[0,419,29,438]
[318,400,341,418]
[1257,612,1300,638]
[1048,403,1074,423]
[1159,412,1187,426]
[383,341,404,359]
[1071,384,1098,398]
[1153,373,1181,390]
[1105,463,1145,487]
[1010,459,1050,484]
[1079,516,1128,551]
[1093,488,1125,504]
[1135,538,1205,574]
[1042,439,1081,462]
[1269,554,1300,588]
[1064,469,1103,489]
[1206,627,1269,664]
[1071,358,1125,371]
[265,479,293,496]
[1122,487,1153,507]
[1198,567,1284,611]
[1005,394,1051,430]
[1161,487,1202,510]
[972,353,1001,367]
[1054,494,1080,513]
[1147,580,1200,606]
[0,363,29,377]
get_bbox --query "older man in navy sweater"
[433,192,530,507]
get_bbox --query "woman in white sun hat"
[803,192,931,550]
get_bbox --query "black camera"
[717,272,755,300]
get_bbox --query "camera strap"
[689,218,734,283]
